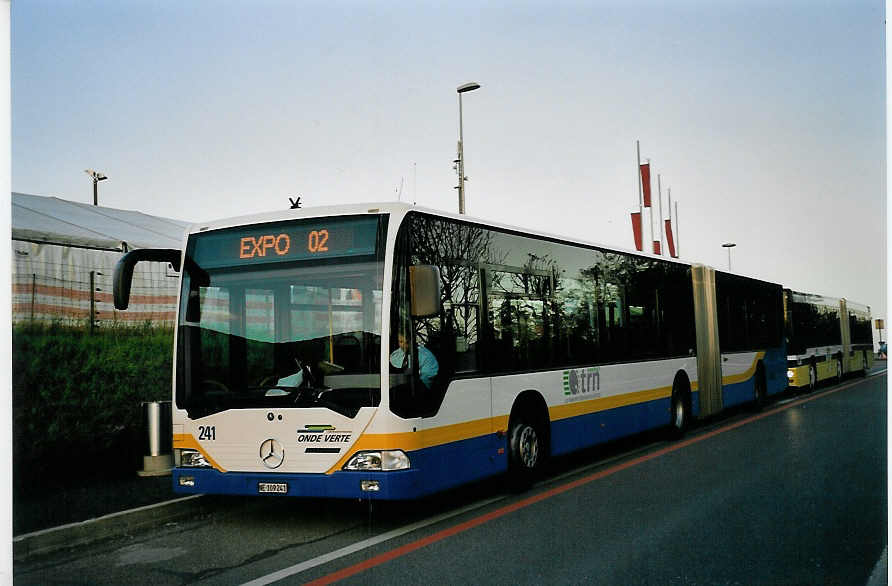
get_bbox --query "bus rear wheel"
[668,379,691,439]
[753,367,767,411]
[507,417,542,488]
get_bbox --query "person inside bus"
[390,332,439,388]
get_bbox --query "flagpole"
[647,159,655,253]
[657,173,664,252]
[675,200,680,257]
[667,187,672,255]
[636,141,642,213]
[668,188,672,226]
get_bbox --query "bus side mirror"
[114,248,182,310]
[410,265,441,318]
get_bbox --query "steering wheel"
[257,374,279,387]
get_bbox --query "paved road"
[15,371,886,585]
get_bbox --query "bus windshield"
[176,215,387,418]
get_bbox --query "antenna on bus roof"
[289,196,302,209]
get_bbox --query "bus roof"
[186,201,777,284]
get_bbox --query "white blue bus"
[114,203,786,499]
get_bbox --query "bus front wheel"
[507,417,542,488]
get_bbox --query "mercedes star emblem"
[259,438,285,469]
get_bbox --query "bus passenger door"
[417,301,494,492]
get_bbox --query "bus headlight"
[177,448,211,468]
[343,450,410,471]
[787,370,795,380]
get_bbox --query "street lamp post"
[85,169,108,206]
[455,81,480,215]
[722,242,736,271]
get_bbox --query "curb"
[13,494,207,562]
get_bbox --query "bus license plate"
[258,482,288,494]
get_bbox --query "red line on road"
[305,373,885,585]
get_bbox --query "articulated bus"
[114,203,787,500]
[784,290,874,391]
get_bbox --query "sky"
[10,0,887,341]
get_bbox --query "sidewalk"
[14,472,175,536]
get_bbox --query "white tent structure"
[12,192,190,326]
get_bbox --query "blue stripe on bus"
[551,395,672,456]
[722,377,755,408]
[173,467,424,499]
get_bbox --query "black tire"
[807,364,817,393]
[752,366,767,411]
[507,416,543,488]
[668,379,691,439]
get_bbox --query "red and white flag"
[640,163,652,207]
[665,219,677,258]
[630,212,643,251]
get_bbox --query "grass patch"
[12,322,174,493]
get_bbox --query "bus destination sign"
[191,216,381,269]
[239,228,342,259]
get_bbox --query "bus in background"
[844,299,874,375]
[783,290,872,391]
[114,203,786,500]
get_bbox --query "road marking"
[245,372,886,585]
[239,495,505,586]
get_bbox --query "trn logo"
[563,367,600,397]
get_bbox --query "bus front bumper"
[172,467,422,500]
[786,364,809,388]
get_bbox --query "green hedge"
[12,322,174,491]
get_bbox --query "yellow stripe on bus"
[548,386,673,421]
[325,416,502,473]
[720,351,766,385]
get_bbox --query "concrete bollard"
[137,400,173,477]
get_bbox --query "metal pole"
[657,173,664,251]
[636,141,643,213]
[90,270,96,334]
[93,179,98,206]
[668,188,672,226]
[727,248,732,271]
[647,159,655,252]
[146,402,161,457]
[458,92,465,214]
[675,201,680,257]
[31,273,36,323]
